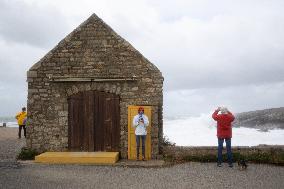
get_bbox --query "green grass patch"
[163,154,175,163]
[183,154,216,162]
[17,147,39,160]
[163,151,284,165]
[245,151,284,164]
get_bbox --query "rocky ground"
[0,127,283,189]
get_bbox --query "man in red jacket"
[212,106,235,167]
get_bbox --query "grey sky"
[0,0,284,117]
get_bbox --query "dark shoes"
[136,156,146,161]
[217,162,233,168]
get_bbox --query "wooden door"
[93,91,120,152]
[128,106,151,160]
[68,91,120,152]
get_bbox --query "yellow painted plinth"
[35,152,119,164]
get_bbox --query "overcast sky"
[0,0,284,117]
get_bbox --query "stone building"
[26,14,163,159]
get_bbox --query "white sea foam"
[0,122,18,127]
[164,114,284,146]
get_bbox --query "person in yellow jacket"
[15,107,27,138]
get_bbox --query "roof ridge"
[29,13,162,74]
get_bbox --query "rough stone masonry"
[26,13,163,159]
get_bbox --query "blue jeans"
[136,135,146,158]
[218,138,233,164]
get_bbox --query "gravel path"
[0,128,26,163]
[1,162,283,189]
[0,128,283,189]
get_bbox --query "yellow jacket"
[15,111,27,125]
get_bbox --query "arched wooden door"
[68,91,120,152]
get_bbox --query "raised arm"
[212,109,219,121]
[132,115,139,128]
[227,111,235,122]
[15,112,20,120]
[143,115,149,127]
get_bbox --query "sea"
[1,115,284,146]
[164,114,284,146]
[0,116,18,127]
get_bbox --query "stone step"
[35,152,119,164]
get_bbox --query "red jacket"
[212,110,235,138]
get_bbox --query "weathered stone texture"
[162,145,284,163]
[27,14,163,159]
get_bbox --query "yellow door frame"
[128,106,152,160]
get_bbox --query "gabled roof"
[29,13,161,75]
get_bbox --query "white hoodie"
[132,114,149,135]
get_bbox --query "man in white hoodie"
[132,107,149,160]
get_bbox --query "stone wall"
[162,145,284,163]
[26,14,163,159]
